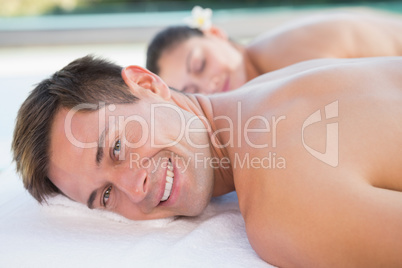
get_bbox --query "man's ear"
[203,25,228,40]
[121,65,171,100]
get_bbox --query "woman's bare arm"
[247,12,402,74]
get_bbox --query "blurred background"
[0,0,402,172]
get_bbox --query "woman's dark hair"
[146,26,203,74]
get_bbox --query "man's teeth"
[161,161,174,202]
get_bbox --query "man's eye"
[103,186,112,207]
[113,139,121,159]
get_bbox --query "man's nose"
[113,168,148,203]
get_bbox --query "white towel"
[0,163,274,268]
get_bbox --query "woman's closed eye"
[195,58,206,73]
[190,48,206,74]
[193,58,206,74]
[103,185,112,207]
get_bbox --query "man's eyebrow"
[96,126,108,166]
[87,189,97,209]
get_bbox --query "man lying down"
[12,55,402,267]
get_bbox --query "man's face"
[48,91,214,220]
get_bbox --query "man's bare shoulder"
[248,57,402,158]
[244,57,402,96]
[232,57,402,267]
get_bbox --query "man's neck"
[170,91,235,197]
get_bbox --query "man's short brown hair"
[12,55,138,203]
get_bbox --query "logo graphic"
[302,101,339,167]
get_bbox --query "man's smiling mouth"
[160,159,174,202]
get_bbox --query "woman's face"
[157,34,247,94]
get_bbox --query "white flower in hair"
[184,6,213,30]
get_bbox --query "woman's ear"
[122,65,171,100]
[203,25,228,40]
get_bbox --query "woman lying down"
[147,10,402,94]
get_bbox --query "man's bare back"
[208,57,402,267]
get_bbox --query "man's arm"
[247,12,402,73]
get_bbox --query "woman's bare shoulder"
[246,12,402,73]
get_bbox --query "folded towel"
[0,163,274,268]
